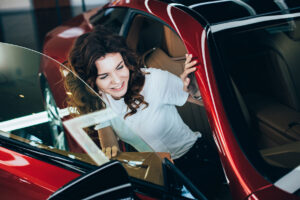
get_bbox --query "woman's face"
[95,52,130,99]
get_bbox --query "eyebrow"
[97,60,124,77]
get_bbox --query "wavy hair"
[67,25,148,118]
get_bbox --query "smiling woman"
[67,25,199,155]
[68,26,149,119]
[65,25,223,198]
[95,53,130,99]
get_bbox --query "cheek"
[120,68,130,79]
[95,79,110,91]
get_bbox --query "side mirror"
[48,160,134,199]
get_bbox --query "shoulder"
[142,67,171,80]
[141,68,169,96]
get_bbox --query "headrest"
[162,26,187,58]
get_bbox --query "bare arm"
[98,126,120,159]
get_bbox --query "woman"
[67,25,223,196]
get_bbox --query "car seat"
[230,21,300,149]
[138,24,212,136]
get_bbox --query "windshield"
[0,42,163,186]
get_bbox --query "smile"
[111,82,125,91]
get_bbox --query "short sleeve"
[146,68,189,106]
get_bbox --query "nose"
[111,73,121,84]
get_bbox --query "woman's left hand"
[102,145,119,159]
[180,54,197,93]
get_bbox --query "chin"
[111,88,128,99]
[109,81,129,99]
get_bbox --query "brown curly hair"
[67,25,148,118]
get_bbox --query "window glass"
[214,15,300,195]
[0,43,165,186]
[90,7,128,34]
[0,43,95,163]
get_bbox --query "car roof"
[165,0,300,24]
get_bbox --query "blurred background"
[0,0,109,51]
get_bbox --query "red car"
[1,0,300,199]
[0,42,208,200]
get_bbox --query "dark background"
[0,0,107,51]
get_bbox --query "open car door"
[0,42,208,200]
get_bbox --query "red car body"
[0,147,79,199]
[1,0,300,199]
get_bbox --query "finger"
[185,54,192,65]
[181,67,196,82]
[112,146,118,157]
[185,60,197,69]
[105,147,112,159]
[185,54,193,64]
[183,67,197,78]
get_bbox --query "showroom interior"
[0,0,108,52]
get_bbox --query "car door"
[88,4,227,199]
[0,42,210,200]
[0,43,84,200]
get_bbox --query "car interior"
[216,18,300,170]
[89,8,300,195]
[121,13,226,198]
[90,9,214,148]
[125,14,213,140]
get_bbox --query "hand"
[180,54,197,93]
[102,145,119,159]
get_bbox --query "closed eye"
[97,61,123,79]
[99,74,108,79]
[116,65,124,70]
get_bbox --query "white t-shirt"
[103,68,200,159]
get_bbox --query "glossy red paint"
[247,185,299,200]
[0,147,80,198]
[198,38,271,199]
[42,0,299,199]
[42,14,91,109]
[43,14,93,63]
[0,168,54,200]
[108,1,272,199]
[136,193,159,200]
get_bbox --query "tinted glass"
[214,14,300,195]
[192,1,253,23]
[0,43,164,186]
[90,7,128,34]
[0,41,205,199]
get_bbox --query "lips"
[111,82,125,91]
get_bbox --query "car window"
[0,43,97,164]
[214,14,300,195]
[90,7,128,34]
[0,43,165,186]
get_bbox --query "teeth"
[113,83,122,89]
